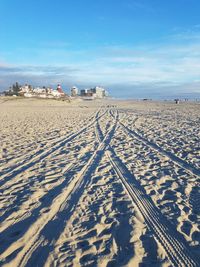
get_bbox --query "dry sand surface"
[0,97,200,267]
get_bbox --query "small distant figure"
[174,98,180,104]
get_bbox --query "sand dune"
[0,98,200,266]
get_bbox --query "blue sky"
[1,0,200,98]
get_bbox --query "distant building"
[91,86,106,98]
[80,86,107,99]
[71,86,78,96]
[80,89,90,96]
[19,84,31,93]
[33,87,46,94]
[17,83,66,98]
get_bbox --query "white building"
[71,86,78,97]
[33,87,46,94]
[91,86,106,98]
[19,84,66,98]
[80,86,107,99]
[19,84,31,93]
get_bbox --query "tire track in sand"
[103,109,200,266]
[0,113,93,174]
[119,116,200,180]
[0,110,117,267]
[0,111,105,250]
[0,128,97,222]
[106,146,200,267]
[0,144,93,245]
[0,109,106,188]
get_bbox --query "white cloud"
[1,30,200,98]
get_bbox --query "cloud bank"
[1,30,200,98]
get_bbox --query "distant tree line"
[5,82,21,96]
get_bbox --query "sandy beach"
[0,97,200,267]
